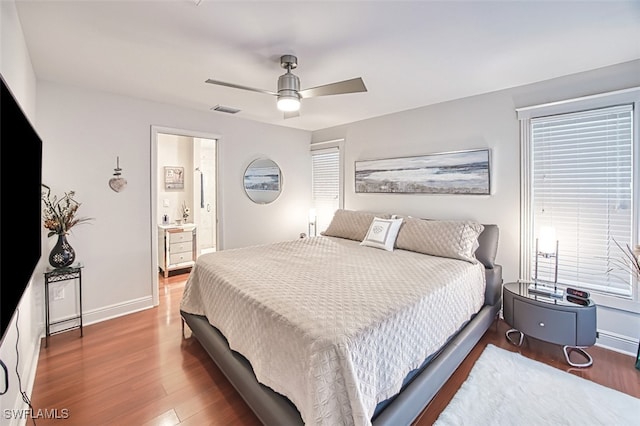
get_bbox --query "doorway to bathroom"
[151,126,219,306]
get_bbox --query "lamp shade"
[538,226,557,254]
[277,94,300,112]
[308,208,317,224]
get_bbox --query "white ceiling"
[14,0,640,132]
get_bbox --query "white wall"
[3,1,638,416]
[315,90,521,279]
[3,0,311,413]
[312,59,640,353]
[36,81,311,327]
[0,1,45,424]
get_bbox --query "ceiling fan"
[205,54,367,119]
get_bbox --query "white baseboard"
[596,329,639,357]
[46,296,154,333]
[82,296,154,326]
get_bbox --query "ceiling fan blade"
[284,110,300,120]
[205,79,277,96]
[298,77,367,98]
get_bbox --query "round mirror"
[243,158,282,204]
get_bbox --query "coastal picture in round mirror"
[243,158,282,204]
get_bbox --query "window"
[519,88,639,302]
[311,141,343,234]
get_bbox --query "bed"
[180,211,502,426]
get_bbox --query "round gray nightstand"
[502,281,597,367]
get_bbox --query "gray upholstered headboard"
[476,224,498,269]
[477,224,502,306]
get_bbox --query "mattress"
[180,235,486,426]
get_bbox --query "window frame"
[517,87,640,313]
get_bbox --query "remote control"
[566,287,590,299]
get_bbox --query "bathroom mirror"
[243,158,282,204]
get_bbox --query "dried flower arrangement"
[41,184,94,237]
[182,201,190,223]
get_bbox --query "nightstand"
[158,224,197,278]
[502,281,597,367]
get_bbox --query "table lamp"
[308,209,317,237]
[529,226,563,298]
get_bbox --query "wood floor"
[30,273,640,425]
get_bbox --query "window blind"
[311,148,340,233]
[530,104,634,296]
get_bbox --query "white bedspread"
[180,236,486,426]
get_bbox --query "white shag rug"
[435,344,640,426]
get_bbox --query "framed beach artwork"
[243,165,281,192]
[355,149,491,195]
[164,166,185,189]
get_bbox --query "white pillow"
[360,217,404,251]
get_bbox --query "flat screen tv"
[0,74,43,347]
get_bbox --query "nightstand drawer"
[170,241,192,254]
[169,231,193,243]
[170,252,193,264]
[513,299,577,346]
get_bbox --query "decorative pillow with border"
[360,217,404,251]
[321,209,391,241]
[395,217,484,263]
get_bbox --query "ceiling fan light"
[277,95,300,112]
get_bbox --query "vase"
[49,234,76,268]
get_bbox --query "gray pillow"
[395,217,484,263]
[321,209,392,241]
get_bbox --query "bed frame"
[181,224,502,425]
